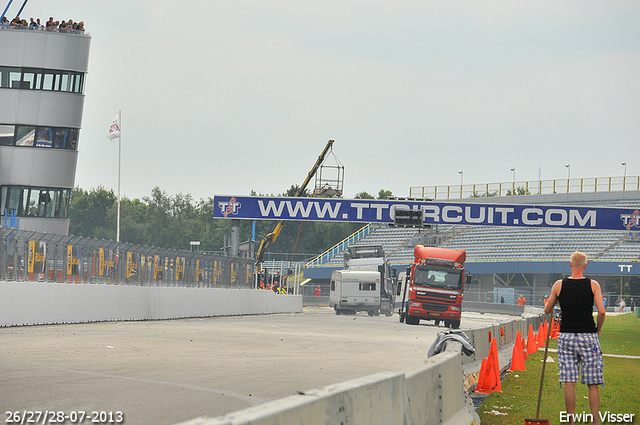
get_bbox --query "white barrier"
[177,342,479,425]
[405,342,479,425]
[0,281,302,327]
[175,313,546,425]
[180,372,407,425]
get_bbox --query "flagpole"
[117,109,121,243]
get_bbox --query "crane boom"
[255,140,335,274]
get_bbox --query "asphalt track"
[1,308,516,425]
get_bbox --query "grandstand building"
[0,25,91,235]
[305,186,640,305]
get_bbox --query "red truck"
[397,245,469,329]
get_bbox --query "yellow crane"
[255,140,336,275]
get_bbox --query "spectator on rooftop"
[46,17,54,28]
[10,16,22,27]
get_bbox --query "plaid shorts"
[557,332,604,385]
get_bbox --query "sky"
[14,1,640,201]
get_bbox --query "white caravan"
[329,270,382,315]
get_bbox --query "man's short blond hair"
[570,251,587,268]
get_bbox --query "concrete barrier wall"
[462,300,525,316]
[181,372,408,425]
[404,342,479,425]
[0,281,302,327]
[176,312,547,425]
[459,310,544,372]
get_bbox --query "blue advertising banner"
[213,196,640,231]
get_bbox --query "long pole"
[116,110,121,242]
[534,314,553,420]
[15,0,27,17]
[1,0,15,22]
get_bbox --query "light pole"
[458,170,463,198]
[622,162,627,190]
[510,167,516,195]
[565,164,570,192]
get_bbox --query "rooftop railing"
[0,23,88,36]
[410,176,640,200]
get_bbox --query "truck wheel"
[451,320,461,329]
[434,319,440,326]
[385,310,393,317]
[406,314,420,325]
[444,320,451,328]
[335,308,341,315]
[399,313,405,323]
[368,310,374,317]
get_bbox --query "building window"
[42,71,56,91]
[0,125,15,145]
[16,126,36,147]
[1,186,71,219]
[0,66,85,94]
[0,67,21,89]
[1,124,79,150]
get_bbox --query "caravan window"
[359,282,376,291]
[330,280,335,291]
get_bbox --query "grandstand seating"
[441,226,636,262]
[306,193,640,268]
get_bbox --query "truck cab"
[397,245,469,328]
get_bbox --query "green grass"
[598,313,640,356]
[478,314,640,424]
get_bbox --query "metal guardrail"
[410,175,640,200]
[0,228,254,287]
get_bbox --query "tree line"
[68,186,394,261]
[69,186,639,295]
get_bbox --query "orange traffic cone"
[522,337,529,360]
[527,324,537,354]
[536,322,545,347]
[476,358,487,391]
[551,318,560,339]
[475,338,502,393]
[510,331,526,371]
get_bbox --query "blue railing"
[305,224,373,267]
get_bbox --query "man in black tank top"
[545,251,606,425]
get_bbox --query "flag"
[107,115,121,140]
